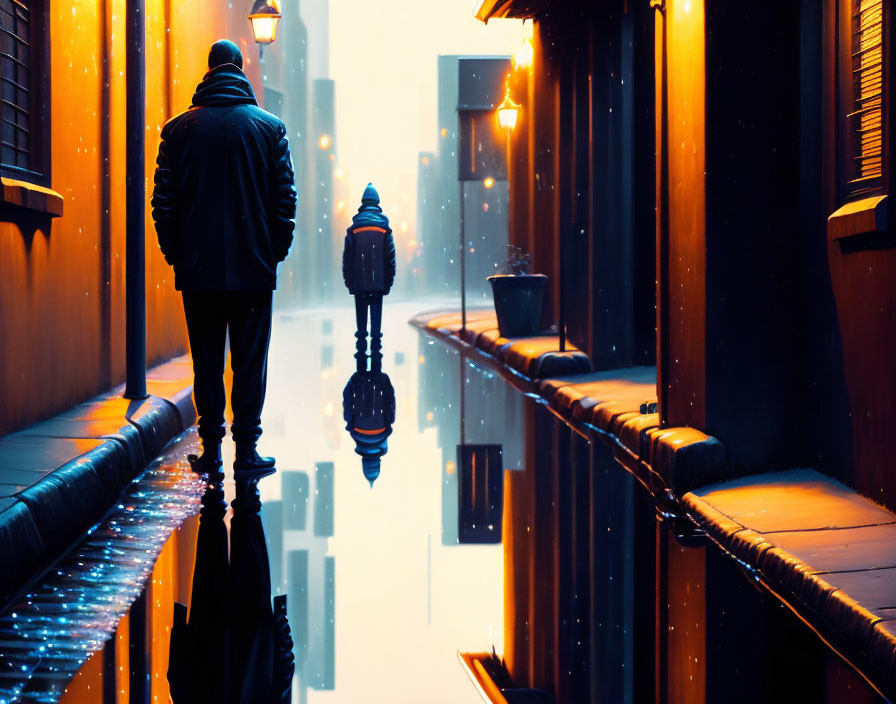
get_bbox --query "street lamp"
[249,0,281,45]
[496,77,520,131]
[513,20,534,70]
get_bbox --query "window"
[840,0,887,201]
[0,0,48,184]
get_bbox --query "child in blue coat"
[342,184,396,362]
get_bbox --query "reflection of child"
[342,184,396,361]
[342,368,396,487]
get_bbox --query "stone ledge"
[414,308,592,380]
[0,177,64,218]
[0,355,194,609]
[684,469,896,699]
[410,308,731,498]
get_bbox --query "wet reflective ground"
[230,300,504,702]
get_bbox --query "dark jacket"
[342,187,396,296]
[152,64,297,291]
[342,369,396,486]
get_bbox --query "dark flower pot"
[487,274,548,338]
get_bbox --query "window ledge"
[828,194,887,241]
[0,177,63,218]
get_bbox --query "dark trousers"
[354,294,383,356]
[182,290,273,447]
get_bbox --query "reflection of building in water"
[457,443,503,543]
[282,470,310,530]
[314,461,335,536]
[268,463,335,701]
[416,335,525,545]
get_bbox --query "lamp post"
[249,0,282,48]
[124,0,146,400]
[456,57,512,333]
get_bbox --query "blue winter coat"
[342,209,396,296]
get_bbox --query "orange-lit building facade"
[484,0,896,700]
[0,0,263,436]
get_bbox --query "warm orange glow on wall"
[422,156,430,165]
[319,134,331,150]
[657,0,706,427]
[440,127,448,138]
[484,177,495,188]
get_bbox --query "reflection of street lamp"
[249,0,281,45]
[318,134,331,150]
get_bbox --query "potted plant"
[487,246,548,338]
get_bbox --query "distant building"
[415,151,438,292]
[416,55,510,303]
[311,79,337,303]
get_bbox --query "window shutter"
[849,0,885,188]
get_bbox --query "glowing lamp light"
[249,0,281,45]
[318,135,330,150]
[513,20,534,69]
[496,77,520,131]
[483,177,495,189]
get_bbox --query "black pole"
[460,180,466,331]
[125,0,147,400]
[559,225,566,352]
[129,587,150,704]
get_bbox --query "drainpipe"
[124,0,147,400]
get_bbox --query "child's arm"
[384,229,397,293]
[342,231,354,292]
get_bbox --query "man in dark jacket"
[151,40,297,476]
[342,184,396,362]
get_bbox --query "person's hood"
[351,208,390,229]
[352,185,390,229]
[192,64,257,108]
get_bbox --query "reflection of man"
[168,478,294,703]
[342,184,396,362]
[342,363,396,487]
[151,40,297,476]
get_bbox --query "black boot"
[233,444,277,478]
[187,441,223,477]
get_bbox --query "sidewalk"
[412,308,896,700]
[0,355,195,610]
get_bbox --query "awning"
[473,0,548,23]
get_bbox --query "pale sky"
[327,1,521,232]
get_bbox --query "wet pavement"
[0,300,518,704]
[228,300,506,702]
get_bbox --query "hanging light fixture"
[513,19,534,70]
[496,75,520,131]
[249,0,282,45]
